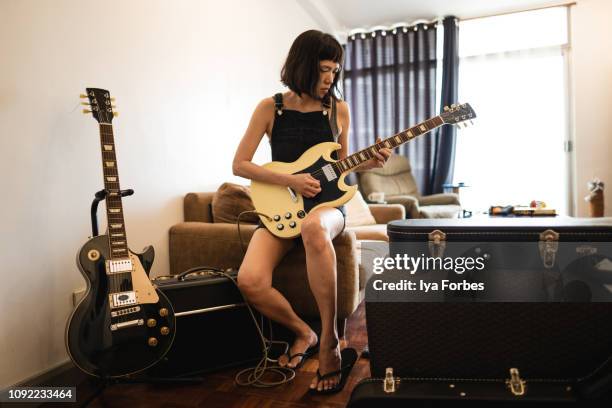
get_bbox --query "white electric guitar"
[251,103,476,238]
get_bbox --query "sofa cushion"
[345,191,377,227]
[346,224,389,242]
[419,204,461,219]
[211,183,258,224]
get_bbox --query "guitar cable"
[221,210,298,387]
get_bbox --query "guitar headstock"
[440,103,476,128]
[80,88,117,124]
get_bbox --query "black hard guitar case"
[349,217,612,407]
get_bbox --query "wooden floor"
[86,302,370,408]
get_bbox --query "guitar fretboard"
[333,116,444,173]
[99,123,129,260]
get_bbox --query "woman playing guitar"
[232,30,391,394]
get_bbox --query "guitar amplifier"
[147,268,264,377]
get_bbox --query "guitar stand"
[90,188,134,237]
[80,188,205,407]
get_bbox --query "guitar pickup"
[106,258,133,275]
[321,164,337,181]
[110,318,144,332]
[109,291,137,308]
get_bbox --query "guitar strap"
[330,97,339,141]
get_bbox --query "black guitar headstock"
[440,103,476,128]
[81,88,117,124]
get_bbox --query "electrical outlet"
[73,288,86,306]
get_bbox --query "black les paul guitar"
[65,88,175,378]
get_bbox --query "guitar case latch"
[538,229,559,269]
[383,367,400,393]
[428,229,447,258]
[506,367,527,396]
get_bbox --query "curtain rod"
[347,19,440,37]
[345,1,575,37]
[460,1,576,21]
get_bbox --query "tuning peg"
[470,120,474,126]
[451,103,457,109]
[82,109,92,114]
[79,94,88,99]
[113,112,119,117]
[111,105,117,109]
[110,97,116,102]
[443,106,449,112]
[80,102,90,106]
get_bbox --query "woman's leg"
[300,207,345,391]
[237,227,318,368]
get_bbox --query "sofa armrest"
[418,193,460,206]
[386,195,420,219]
[368,204,406,224]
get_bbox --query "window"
[453,7,570,215]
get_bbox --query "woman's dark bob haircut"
[281,30,344,101]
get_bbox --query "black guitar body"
[65,235,175,378]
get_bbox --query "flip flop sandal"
[309,347,358,395]
[287,344,319,369]
[279,344,319,369]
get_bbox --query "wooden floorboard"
[86,302,370,407]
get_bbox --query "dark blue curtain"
[343,17,459,195]
[430,16,459,194]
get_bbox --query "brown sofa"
[168,192,404,336]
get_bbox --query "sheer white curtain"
[453,7,570,215]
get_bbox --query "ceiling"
[299,0,570,34]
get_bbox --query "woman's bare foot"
[278,329,318,368]
[310,337,341,391]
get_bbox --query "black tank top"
[269,93,346,217]
[270,93,340,162]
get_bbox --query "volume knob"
[284,212,292,219]
[297,210,306,219]
[147,319,157,328]
[160,326,170,336]
[159,308,168,317]
[148,337,158,347]
[276,224,284,231]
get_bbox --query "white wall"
[0,0,321,388]
[571,0,612,216]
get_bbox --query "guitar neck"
[335,115,445,173]
[99,123,129,259]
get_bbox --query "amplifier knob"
[276,224,284,231]
[160,326,170,336]
[289,221,296,228]
[284,212,292,219]
[297,210,306,218]
[159,308,168,317]
[273,215,281,221]
[148,337,158,347]
[147,319,157,327]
